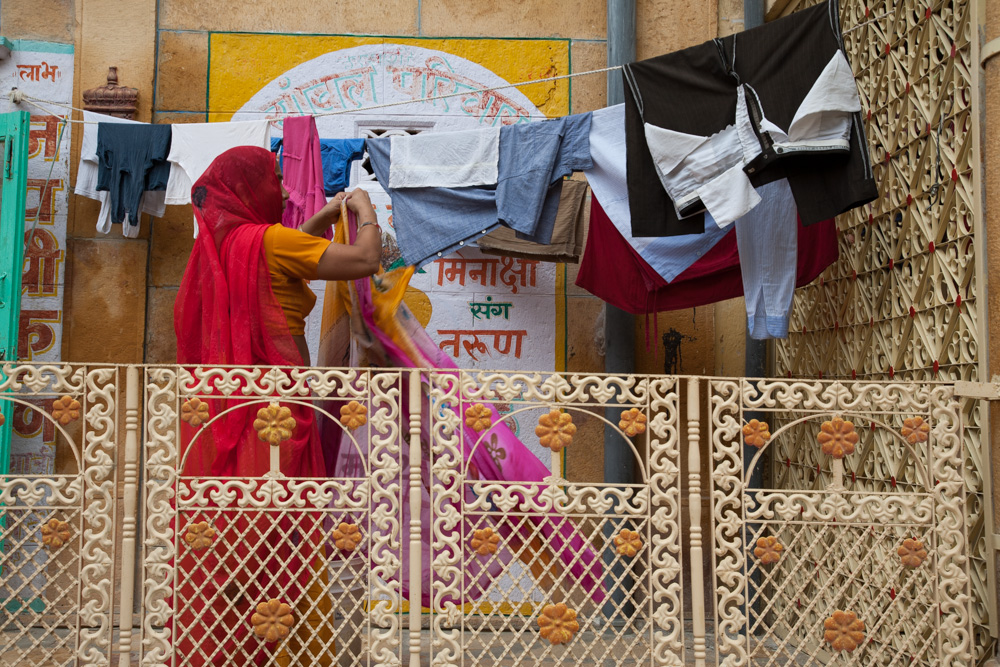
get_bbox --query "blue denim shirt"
[367,112,593,267]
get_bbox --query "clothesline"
[8,64,624,124]
[9,8,896,127]
[8,3,897,124]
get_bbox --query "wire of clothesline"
[11,93,89,124]
[9,64,624,124]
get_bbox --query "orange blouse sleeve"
[264,225,331,280]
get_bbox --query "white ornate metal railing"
[0,364,975,666]
[134,366,406,667]
[423,370,684,667]
[0,364,118,667]
[708,378,972,666]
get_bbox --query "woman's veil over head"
[174,145,320,478]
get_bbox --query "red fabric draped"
[174,145,325,479]
[173,146,327,666]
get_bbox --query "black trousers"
[623,0,877,237]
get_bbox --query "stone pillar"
[64,0,157,364]
[984,0,1000,655]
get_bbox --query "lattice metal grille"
[172,493,375,667]
[138,367,405,667]
[773,0,991,659]
[426,371,684,667]
[0,365,118,667]
[709,379,971,666]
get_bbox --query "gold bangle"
[357,220,379,233]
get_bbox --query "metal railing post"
[687,376,707,667]
[117,365,141,666]
[408,370,422,667]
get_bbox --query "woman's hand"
[344,188,376,221]
[300,192,347,237]
[313,187,382,280]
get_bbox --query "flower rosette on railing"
[40,518,71,550]
[618,408,647,437]
[538,603,580,645]
[613,529,643,558]
[817,417,859,459]
[535,410,576,453]
[51,395,81,425]
[752,536,783,565]
[823,610,865,652]
[332,522,363,552]
[183,521,216,551]
[431,389,606,609]
[817,416,859,490]
[898,537,927,569]
[900,417,930,445]
[742,419,770,448]
[469,527,501,557]
[253,402,297,446]
[180,397,210,427]
[251,599,294,643]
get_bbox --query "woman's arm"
[314,188,383,281]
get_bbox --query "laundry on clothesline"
[389,127,500,189]
[583,103,731,283]
[279,115,330,239]
[733,179,800,340]
[622,0,877,237]
[166,120,272,237]
[61,0,881,341]
[165,120,271,207]
[270,136,367,197]
[504,113,592,245]
[478,179,589,263]
[366,112,593,268]
[575,194,839,324]
[75,111,166,238]
[95,123,171,229]
[318,139,366,196]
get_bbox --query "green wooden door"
[0,110,31,471]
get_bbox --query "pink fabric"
[318,211,605,608]
[280,115,331,239]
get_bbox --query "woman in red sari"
[173,146,380,666]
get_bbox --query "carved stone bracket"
[82,67,137,119]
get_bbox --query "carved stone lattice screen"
[773,0,992,660]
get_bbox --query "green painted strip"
[567,39,573,114]
[0,38,74,54]
[205,31,212,121]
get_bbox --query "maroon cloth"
[576,195,838,315]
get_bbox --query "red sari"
[173,146,328,665]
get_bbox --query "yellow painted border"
[208,34,570,122]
